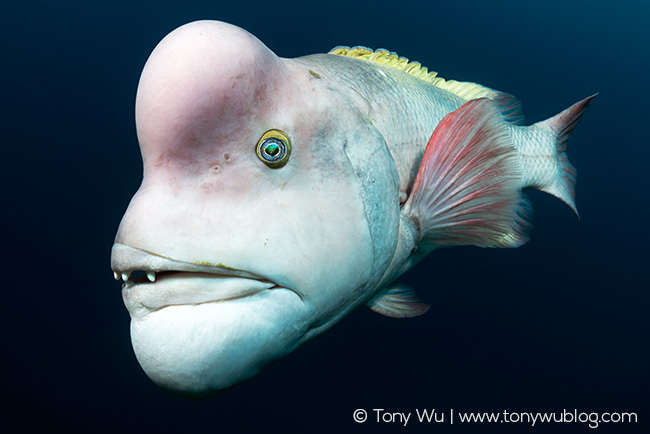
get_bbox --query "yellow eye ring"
[256,129,291,168]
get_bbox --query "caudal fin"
[533,94,597,216]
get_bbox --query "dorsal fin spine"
[330,46,442,87]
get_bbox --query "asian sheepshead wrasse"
[111,20,595,397]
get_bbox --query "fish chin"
[128,288,308,398]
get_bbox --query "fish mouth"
[111,243,280,313]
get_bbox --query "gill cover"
[342,118,401,293]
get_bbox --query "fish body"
[111,20,593,397]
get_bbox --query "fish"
[111,20,594,398]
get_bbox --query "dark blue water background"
[3,1,648,432]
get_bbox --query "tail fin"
[533,94,597,216]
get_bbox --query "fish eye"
[256,129,291,168]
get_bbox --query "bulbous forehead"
[135,20,289,153]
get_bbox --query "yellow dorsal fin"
[329,46,494,100]
[329,46,439,81]
[329,46,525,124]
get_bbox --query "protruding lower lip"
[112,244,278,311]
[123,272,276,311]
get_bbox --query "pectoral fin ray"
[367,282,430,318]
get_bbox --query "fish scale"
[510,124,560,190]
[299,53,467,194]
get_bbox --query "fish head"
[112,20,400,397]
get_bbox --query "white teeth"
[114,270,158,285]
[113,271,156,286]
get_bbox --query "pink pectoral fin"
[404,98,532,249]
